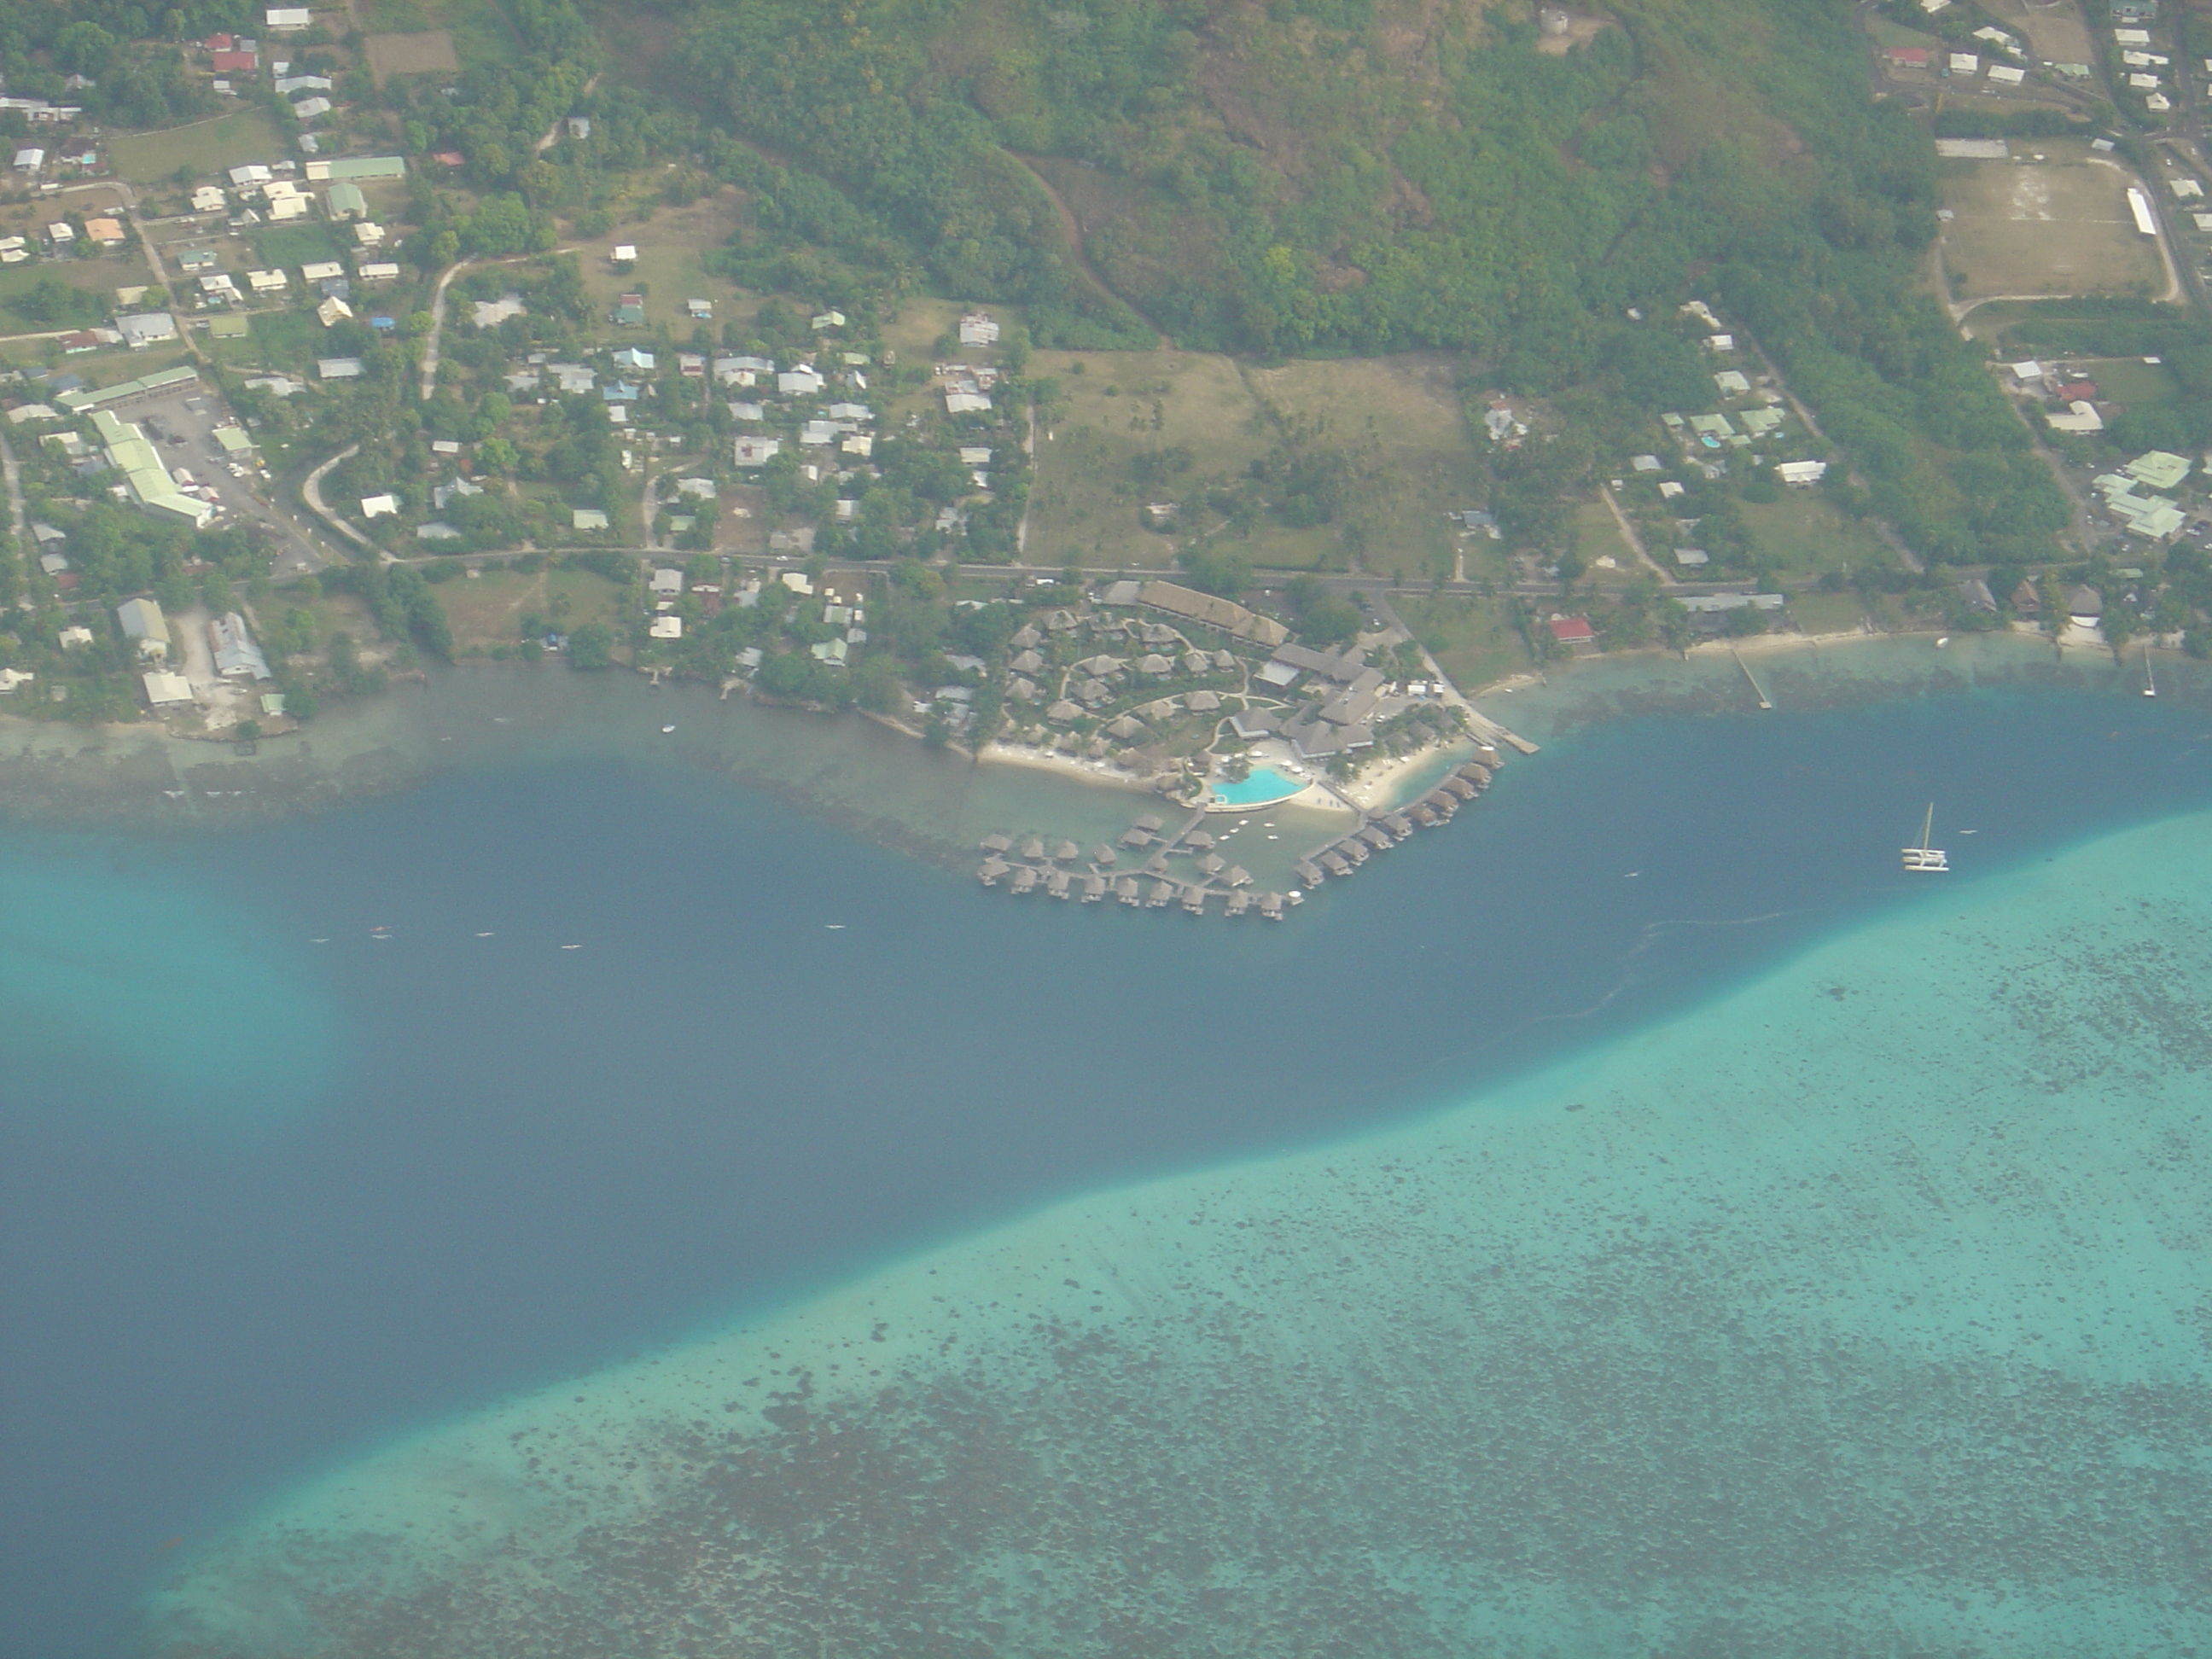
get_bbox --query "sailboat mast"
[1919,803,1934,852]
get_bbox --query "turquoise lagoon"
[4,642,2212,1656]
[148,807,2212,1656]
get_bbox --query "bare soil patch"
[364,29,458,84]
[1939,149,2163,300]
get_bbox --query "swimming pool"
[1208,766,1310,808]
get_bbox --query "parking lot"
[130,385,330,576]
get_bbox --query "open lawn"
[1740,489,1898,579]
[364,30,460,84]
[367,0,517,67]
[1868,16,1941,49]
[568,190,751,334]
[1788,591,1872,635]
[109,111,287,184]
[1571,498,1642,579]
[1982,0,2096,67]
[0,253,155,316]
[253,223,346,270]
[1939,148,2165,302]
[1391,592,1532,692]
[2077,356,2180,406]
[1024,346,1480,576]
[434,564,624,649]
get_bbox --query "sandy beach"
[1336,742,1471,813]
[975,741,1161,795]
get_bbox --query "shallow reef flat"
[149,812,2212,1657]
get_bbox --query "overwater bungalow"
[1322,852,1353,876]
[1020,836,1045,860]
[1144,853,1171,876]
[1147,880,1175,907]
[1457,762,1492,788]
[980,833,1012,853]
[1384,812,1415,840]
[1117,876,1142,905]
[1055,840,1080,862]
[1198,853,1225,876]
[1120,828,1153,848]
[1295,859,1325,888]
[1223,864,1252,887]
[1225,889,1251,917]
[1411,804,1439,827]
[1009,866,1038,894]
[978,855,1010,885]
[1082,872,1107,902]
[1185,829,1215,851]
[1135,813,1165,833]
[1091,844,1118,865]
[1423,789,1458,818]
[1047,869,1072,899]
[1442,775,1477,801]
[1338,839,1368,865]
[1259,892,1284,920]
[1181,884,1207,915]
[1358,826,1394,853]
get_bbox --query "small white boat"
[1901,803,1948,873]
[661,725,676,733]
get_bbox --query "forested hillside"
[672,0,2063,563]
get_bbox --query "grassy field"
[1570,498,1642,578]
[0,253,156,312]
[568,190,751,332]
[1391,593,1532,691]
[2078,356,2181,406]
[1938,148,2164,302]
[434,564,625,649]
[370,0,517,66]
[1788,591,1872,635]
[253,224,347,270]
[364,29,460,84]
[1982,0,2096,67]
[1023,347,1481,576]
[109,111,286,184]
[1740,490,1898,579]
[882,297,993,362]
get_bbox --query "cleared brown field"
[1940,149,2164,300]
[1024,348,1476,578]
[364,29,458,82]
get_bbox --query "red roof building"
[212,49,259,73]
[2056,381,2098,402]
[204,32,235,50]
[1888,47,1930,67]
[432,151,465,166]
[1548,616,1597,645]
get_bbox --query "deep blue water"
[6,681,2212,1659]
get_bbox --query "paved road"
[417,247,578,402]
[0,427,25,545]
[418,261,465,400]
[301,442,372,556]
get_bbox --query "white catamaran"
[1901,804,1948,873]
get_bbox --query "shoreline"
[3,628,2203,854]
[973,741,1161,797]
